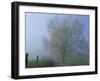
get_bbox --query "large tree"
[43,16,88,65]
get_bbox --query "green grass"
[26,53,89,68]
[62,53,89,66]
[26,59,54,68]
[64,57,89,66]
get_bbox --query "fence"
[25,53,50,68]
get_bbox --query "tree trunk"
[54,53,65,66]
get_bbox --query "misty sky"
[25,12,89,58]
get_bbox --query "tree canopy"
[43,15,89,65]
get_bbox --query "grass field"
[26,53,89,68]
[26,58,89,68]
[26,59,54,68]
[64,58,89,66]
[64,54,89,66]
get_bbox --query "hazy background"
[25,12,89,60]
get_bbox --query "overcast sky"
[25,12,89,57]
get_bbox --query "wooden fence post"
[36,55,39,62]
[25,53,28,68]
[42,56,44,60]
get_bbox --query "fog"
[25,12,89,61]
